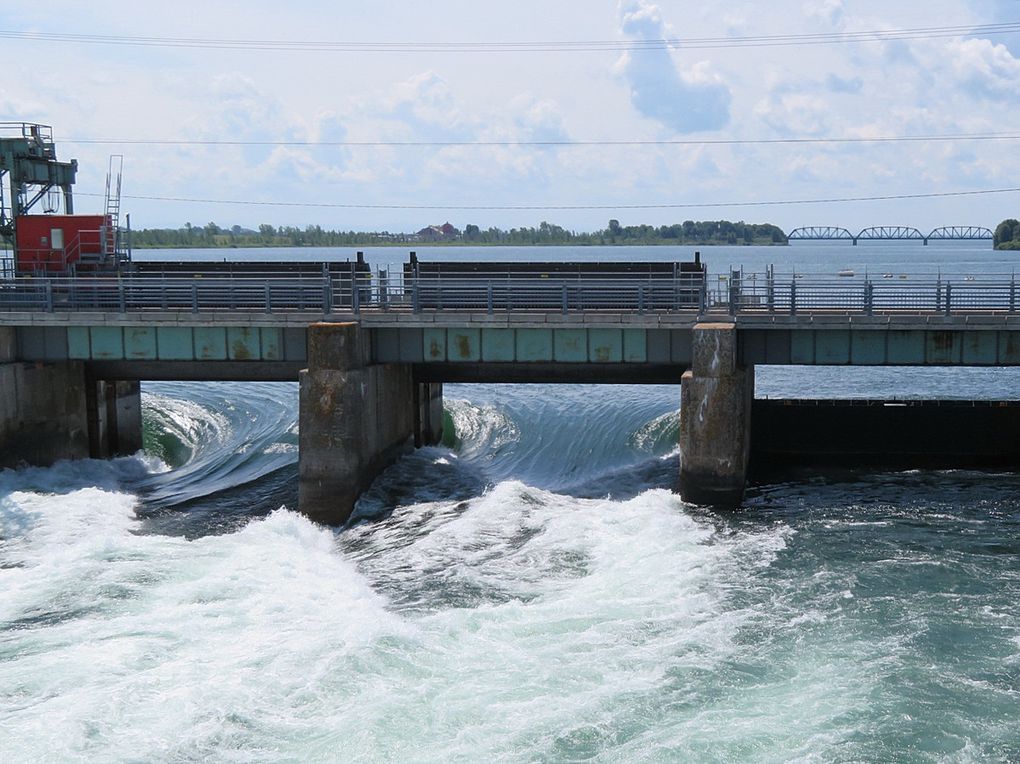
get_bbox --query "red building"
[15,214,113,273]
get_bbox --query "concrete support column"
[416,382,444,447]
[679,322,754,506]
[113,381,144,455]
[87,379,143,458]
[0,359,91,468]
[299,323,416,525]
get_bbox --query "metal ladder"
[102,154,123,259]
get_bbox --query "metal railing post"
[638,285,645,314]
[119,278,126,313]
[192,282,199,314]
[562,283,568,315]
[698,277,706,315]
[944,281,952,316]
[767,268,775,313]
[44,280,53,313]
[265,283,273,313]
[729,276,738,315]
[1011,277,1016,314]
[864,280,873,316]
[352,279,360,314]
[790,278,797,316]
[487,281,494,315]
[322,273,332,314]
[935,278,942,313]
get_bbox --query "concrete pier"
[298,323,419,525]
[0,327,143,468]
[0,358,91,468]
[86,379,143,458]
[679,323,754,506]
[416,382,444,447]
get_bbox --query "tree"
[994,219,1019,249]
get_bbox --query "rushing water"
[3,243,1020,761]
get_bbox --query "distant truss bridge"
[787,226,994,245]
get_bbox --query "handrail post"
[698,276,706,315]
[728,273,738,315]
[118,277,126,313]
[944,281,952,316]
[561,283,568,315]
[265,283,273,314]
[44,280,53,313]
[767,267,775,314]
[864,280,873,316]
[411,279,420,314]
[351,278,359,314]
[935,278,942,313]
[1010,277,1016,314]
[192,282,199,314]
[322,271,332,314]
[790,278,797,316]
[487,281,494,315]
[638,284,645,314]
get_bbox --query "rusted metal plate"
[423,328,447,361]
[516,328,553,362]
[193,327,227,360]
[588,329,622,363]
[124,326,157,360]
[925,331,962,364]
[447,329,481,362]
[90,326,124,360]
[554,329,587,362]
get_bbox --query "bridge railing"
[732,273,1019,315]
[0,270,709,315]
[1,270,1019,317]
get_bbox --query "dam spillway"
[5,261,1020,523]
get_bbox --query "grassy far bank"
[127,219,789,249]
[995,219,1020,250]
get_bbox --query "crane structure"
[1,122,128,274]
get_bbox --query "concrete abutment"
[679,323,754,506]
[0,327,142,469]
[298,323,438,526]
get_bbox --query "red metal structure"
[15,214,113,272]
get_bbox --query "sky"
[1,0,1019,235]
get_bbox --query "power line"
[73,186,1020,211]
[2,22,1019,53]
[60,132,1020,148]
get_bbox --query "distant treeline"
[995,219,1020,250]
[127,219,789,248]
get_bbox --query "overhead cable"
[2,22,1019,53]
[73,186,1020,211]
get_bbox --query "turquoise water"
[2,244,1020,761]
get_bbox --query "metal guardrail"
[0,269,707,315]
[1,268,1019,316]
[728,272,1019,316]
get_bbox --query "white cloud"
[803,0,845,27]
[615,0,732,134]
